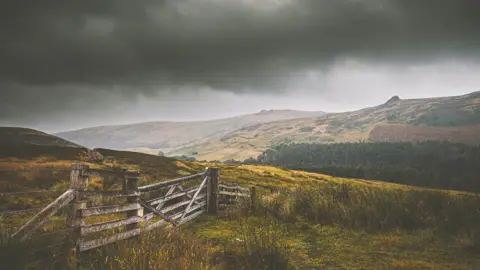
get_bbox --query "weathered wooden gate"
[10,163,251,263]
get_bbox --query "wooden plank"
[158,200,189,214]
[219,191,249,197]
[87,168,140,178]
[80,203,141,217]
[145,200,206,222]
[80,216,143,235]
[176,185,202,205]
[155,185,178,210]
[207,168,219,214]
[219,184,235,189]
[163,193,205,213]
[138,171,207,193]
[180,175,208,221]
[186,201,206,214]
[138,198,177,225]
[219,184,250,191]
[237,186,250,192]
[144,211,183,231]
[70,163,89,190]
[69,163,89,266]
[178,209,206,225]
[123,173,141,231]
[80,204,208,252]
[145,202,206,231]
[142,194,206,222]
[82,190,137,198]
[159,192,203,213]
[148,186,199,206]
[12,189,75,241]
[79,227,142,251]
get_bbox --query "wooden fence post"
[250,186,256,212]
[207,168,219,215]
[123,171,142,231]
[68,163,89,267]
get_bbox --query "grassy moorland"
[0,145,479,269]
[185,165,480,269]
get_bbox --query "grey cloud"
[1,0,479,126]
[1,0,479,88]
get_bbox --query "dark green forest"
[246,142,480,192]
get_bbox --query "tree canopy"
[249,141,480,192]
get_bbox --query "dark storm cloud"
[1,0,479,125]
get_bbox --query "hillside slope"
[0,127,82,148]
[171,91,480,160]
[55,91,480,161]
[54,109,326,155]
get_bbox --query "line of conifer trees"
[245,141,480,193]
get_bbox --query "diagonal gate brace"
[138,198,179,226]
[155,184,179,210]
[176,185,202,205]
[179,175,209,222]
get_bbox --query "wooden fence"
[10,163,253,264]
[219,183,253,209]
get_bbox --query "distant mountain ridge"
[54,109,326,152]
[53,91,480,161]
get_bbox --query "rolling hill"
[54,91,480,161]
[0,127,82,148]
[168,91,480,160]
[54,109,326,156]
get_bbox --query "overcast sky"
[1,0,479,133]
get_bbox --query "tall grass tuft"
[0,228,72,270]
[229,217,291,270]
[82,227,217,270]
[258,183,480,235]
[0,230,29,270]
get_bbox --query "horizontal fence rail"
[9,163,253,267]
[138,172,207,193]
[80,203,142,217]
[218,182,253,210]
